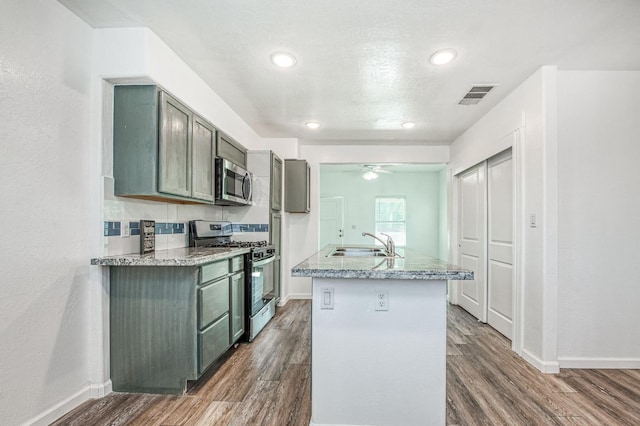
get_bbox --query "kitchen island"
[292,245,473,426]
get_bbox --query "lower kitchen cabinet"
[230,271,245,342]
[109,254,244,394]
[198,313,230,374]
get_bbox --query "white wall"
[557,70,640,368]
[0,1,94,424]
[319,168,443,256]
[286,144,449,299]
[449,67,559,372]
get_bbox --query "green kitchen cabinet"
[284,159,311,213]
[109,254,244,394]
[230,270,245,343]
[113,85,215,204]
[216,130,247,169]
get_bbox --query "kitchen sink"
[328,247,390,257]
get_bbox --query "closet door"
[487,150,514,339]
[457,163,487,322]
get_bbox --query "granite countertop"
[291,245,474,280]
[91,246,250,267]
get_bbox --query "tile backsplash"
[103,221,185,237]
[102,220,269,256]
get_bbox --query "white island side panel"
[311,278,447,426]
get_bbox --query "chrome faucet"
[362,232,396,257]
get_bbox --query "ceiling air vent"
[458,85,497,105]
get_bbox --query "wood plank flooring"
[52,300,639,425]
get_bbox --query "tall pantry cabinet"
[246,151,283,303]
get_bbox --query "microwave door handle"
[243,173,253,202]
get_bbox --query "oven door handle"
[252,256,275,267]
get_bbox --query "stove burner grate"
[205,240,269,249]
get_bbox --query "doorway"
[319,196,344,249]
[318,163,448,257]
[456,148,515,340]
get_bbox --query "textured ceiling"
[59,0,640,144]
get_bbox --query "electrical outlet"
[375,289,389,311]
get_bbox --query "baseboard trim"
[24,380,112,425]
[558,357,640,369]
[521,349,560,373]
[90,379,113,398]
[287,293,312,300]
[25,385,91,426]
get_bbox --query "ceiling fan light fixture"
[270,52,297,68]
[305,121,320,129]
[401,121,415,129]
[362,171,378,180]
[430,48,457,65]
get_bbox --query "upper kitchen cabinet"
[216,131,247,169]
[285,159,311,213]
[246,150,283,212]
[113,85,215,204]
[191,115,216,202]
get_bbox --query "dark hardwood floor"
[52,300,639,425]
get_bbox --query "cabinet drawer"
[198,278,229,329]
[230,256,244,273]
[201,260,229,284]
[198,313,230,374]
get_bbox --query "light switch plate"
[121,221,130,237]
[320,287,334,310]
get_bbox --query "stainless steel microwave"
[214,158,253,206]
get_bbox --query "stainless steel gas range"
[189,220,276,342]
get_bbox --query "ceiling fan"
[350,164,394,180]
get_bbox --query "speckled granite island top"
[91,247,250,267]
[291,245,474,280]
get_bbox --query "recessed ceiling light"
[305,121,320,129]
[271,52,296,68]
[401,121,415,129]
[430,48,457,65]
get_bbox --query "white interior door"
[457,163,487,322]
[319,196,344,249]
[487,150,514,339]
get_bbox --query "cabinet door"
[216,132,247,168]
[271,213,281,255]
[273,258,281,302]
[192,115,215,202]
[271,154,283,211]
[285,159,311,213]
[230,271,245,343]
[158,91,191,197]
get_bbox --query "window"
[374,196,406,246]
